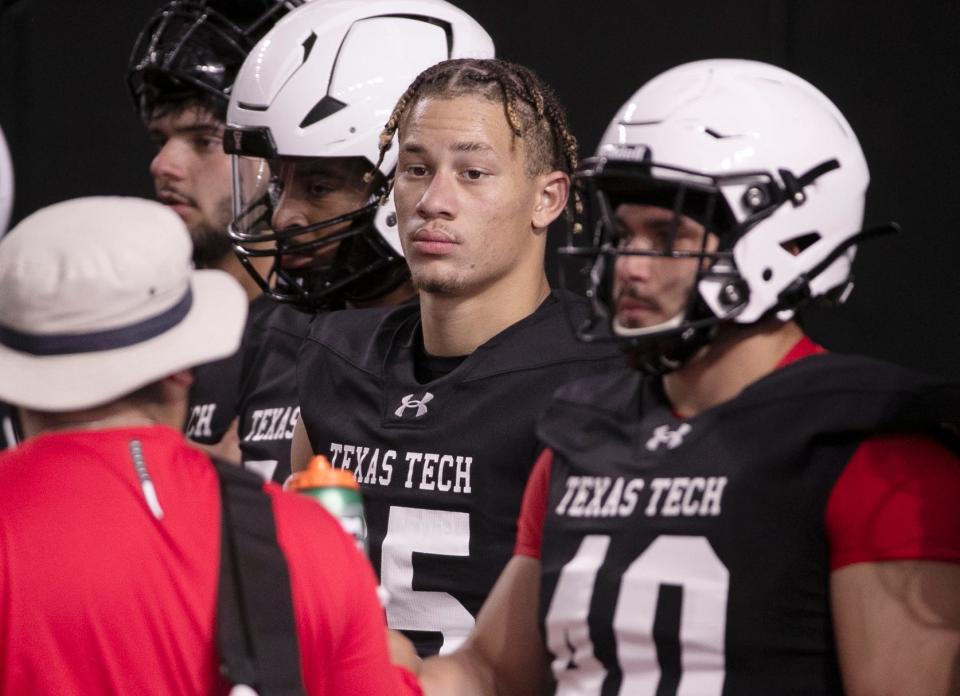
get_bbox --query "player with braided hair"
[368,59,584,231]
[372,59,579,179]
[293,58,621,657]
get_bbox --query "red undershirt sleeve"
[825,434,960,571]
[514,448,553,560]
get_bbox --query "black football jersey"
[0,402,21,450]
[181,296,275,447]
[183,349,242,445]
[536,353,960,696]
[237,296,313,484]
[297,291,623,656]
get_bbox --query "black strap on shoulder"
[212,458,306,696]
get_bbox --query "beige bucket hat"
[0,196,247,411]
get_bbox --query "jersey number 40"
[546,534,729,696]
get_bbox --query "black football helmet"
[127,0,303,121]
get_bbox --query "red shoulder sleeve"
[514,448,553,560]
[825,434,960,570]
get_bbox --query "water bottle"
[284,455,368,556]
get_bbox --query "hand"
[388,629,422,675]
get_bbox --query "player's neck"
[214,253,268,302]
[663,320,805,418]
[418,272,551,357]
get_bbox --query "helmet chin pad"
[620,317,717,376]
[612,311,684,339]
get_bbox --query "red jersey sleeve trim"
[514,449,553,560]
[776,335,826,368]
[826,434,960,570]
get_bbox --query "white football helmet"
[225,0,494,308]
[563,59,887,373]
[0,125,13,235]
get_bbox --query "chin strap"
[776,222,901,311]
[628,220,900,375]
[623,300,720,376]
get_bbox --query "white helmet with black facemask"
[225,0,494,310]
[561,59,894,374]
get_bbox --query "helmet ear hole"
[779,232,821,256]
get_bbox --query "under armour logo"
[394,392,434,418]
[645,423,691,451]
[231,130,243,151]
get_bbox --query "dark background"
[1,1,958,378]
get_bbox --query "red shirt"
[0,425,419,696]
[516,338,960,569]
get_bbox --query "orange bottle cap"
[284,455,359,492]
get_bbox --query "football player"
[290,58,623,657]
[223,0,494,484]
[127,0,302,461]
[413,60,960,695]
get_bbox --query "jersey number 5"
[380,506,475,654]
[545,534,729,695]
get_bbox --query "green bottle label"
[300,485,368,555]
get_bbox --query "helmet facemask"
[563,152,748,373]
[229,153,407,310]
